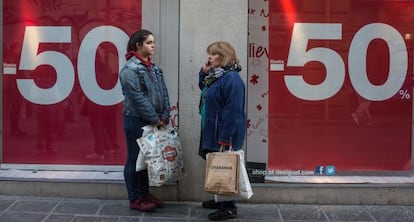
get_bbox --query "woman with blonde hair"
[198,41,246,220]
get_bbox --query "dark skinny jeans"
[123,115,149,202]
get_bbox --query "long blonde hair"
[206,41,239,67]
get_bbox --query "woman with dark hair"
[119,29,171,212]
[198,41,247,220]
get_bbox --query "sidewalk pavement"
[0,195,414,222]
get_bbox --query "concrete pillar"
[177,0,248,201]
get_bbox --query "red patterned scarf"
[125,51,152,71]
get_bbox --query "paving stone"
[365,205,414,222]
[0,212,47,222]
[53,200,102,215]
[321,205,374,221]
[44,214,74,222]
[404,206,414,215]
[149,202,190,218]
[71,215,119,222]
[238,220,275,222]
[279,204,328,221]
[9,200,58,213]
[99,202,143,217]
[0,199,15,212]
[237,204,280,221]
[0,195,20,201]
[0,195,413,222]
[118,217,142,222]
[187,218,210,222]
[142,217,189,222]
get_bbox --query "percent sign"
[399,89,411,99]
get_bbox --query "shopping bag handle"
[219,145,233,152]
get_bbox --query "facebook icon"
[315,166,325,175]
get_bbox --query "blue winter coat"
[119,56,170,124]
[198,69,247,151]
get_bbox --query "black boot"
[208,208,237,221]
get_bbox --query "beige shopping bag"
[215,150,254,201]
[205,151,239,195]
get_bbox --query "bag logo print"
[211,165,233,170]
[162,146,177,161]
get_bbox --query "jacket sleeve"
[120,68,159,124]
[218,72,245,145]
[198,69,208,90]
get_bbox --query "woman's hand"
[155,119,167,129]
[201,60,211,74]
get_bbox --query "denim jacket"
[119,56,170,124]
[198,70,247,152]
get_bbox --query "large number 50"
[18,26,128,105]
[285,23,408,101]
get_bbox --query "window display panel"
[2,0,142,165]
[267,0,413,172]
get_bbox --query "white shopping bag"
[137,125,185,186]
[214,150,253,201]
[135,126,154,171]
[135,150,146,171]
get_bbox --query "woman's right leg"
[123,116,155,212]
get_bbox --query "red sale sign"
[2,0,142,165]
[268,0,412,171]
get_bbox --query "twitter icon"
[326,166,336,176]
